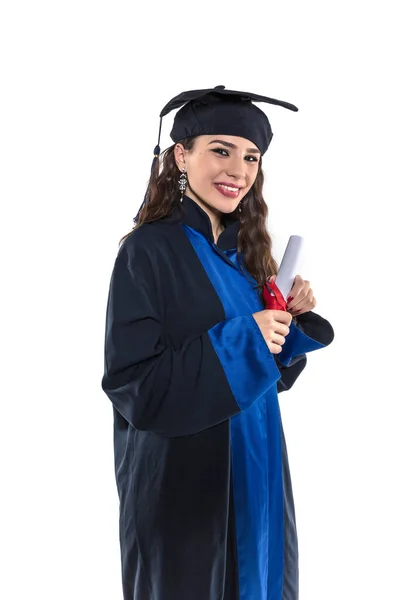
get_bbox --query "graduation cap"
[134,85,298,223]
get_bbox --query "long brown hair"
[119,136,279,305]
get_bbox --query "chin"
[211,188,241,210]
[188,185,241,213]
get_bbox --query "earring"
[238,201,242,213]
[179,168,187,202]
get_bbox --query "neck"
[184,188,223,235]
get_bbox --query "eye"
[211,148,229,158]
[211,148,258,163]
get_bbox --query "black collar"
[164,194,240,250]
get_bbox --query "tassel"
[133,116,163,224]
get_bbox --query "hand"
[269,274,317,317]
[252,309,293,354]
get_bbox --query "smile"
[214,183,241,198]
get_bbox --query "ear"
[174,143,186,170]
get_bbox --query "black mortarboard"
[134,85,298,223]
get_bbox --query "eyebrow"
[207,139,261,154]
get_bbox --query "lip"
[214,182,242,189]
[213,183,241,199]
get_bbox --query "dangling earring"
[238,200,242,213]
[179,167,187,202]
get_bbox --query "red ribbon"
[262,279,288,311]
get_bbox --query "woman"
[101,85,334,600]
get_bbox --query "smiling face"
[174,134,261,216]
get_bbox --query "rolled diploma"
[274,235,304,299]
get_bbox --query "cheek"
[251,170,259,186]
[192,157,220,181]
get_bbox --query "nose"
[226,154,247,184]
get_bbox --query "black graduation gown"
[101,194,334,600]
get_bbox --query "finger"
[271,343,283,354]
[288,292,311,313]
[289,304,308,316]
[287,279,310,310]
[286,274,303,303]
[289,291,316,315]
[273,332,287,346]
[273,311,292,326]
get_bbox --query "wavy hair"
[119,136,279,307]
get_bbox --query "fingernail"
[287,296,294,304]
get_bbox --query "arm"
[274,312,334,391]
[101,240,282,437]
[276,310,334,368]
[275,354,308,393]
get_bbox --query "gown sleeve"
[101,238,282,437]
[275,311,334,392]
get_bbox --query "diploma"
[274,235,304,299]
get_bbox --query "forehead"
[197,134,260,152]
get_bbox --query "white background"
[1,1,399,598]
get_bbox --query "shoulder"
[117,218,181,268]
[119,222,156,253]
